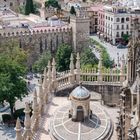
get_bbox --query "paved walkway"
[0,125,16,140]
[50,103,113,140]
[0,96,119,140]
[35,97,119,140]
[90,35,128,64]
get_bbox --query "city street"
[90,35,128,64]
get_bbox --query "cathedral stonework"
[69,85,92,121]
[49,85,113,140]
[116,17,140,140]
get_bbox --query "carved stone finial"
[32,89,38,112]
[23,102,32,139]
[52,58,56,66]
[16,118,21,130]
[24,102,30,114]
[70,53,74,72]
[70,53,74,61]
[76,52,80,83]
[15,118,23,140]
[79,82,82,87]
[76,52,80,70]
[76,52,80,60]
[39,77,42,85]
[52,58,56,77]
[48,60,51,67]
[47,60,51,80]
[43,67,47,77]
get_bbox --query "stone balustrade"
[15,52,127,140]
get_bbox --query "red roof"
[88,4,103,12]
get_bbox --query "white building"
[118,0,140,9]
[104,5,131,45]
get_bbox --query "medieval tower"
[70,7,90,51]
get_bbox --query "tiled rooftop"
[0,7,70,35]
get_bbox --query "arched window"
[126,17,129,21]
[116,18,120,22]
[121,31,124,37]
[116,32,119,37]
[121,18,124,23]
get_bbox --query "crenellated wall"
[0,27,72,67]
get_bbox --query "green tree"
[70,6,76,15]
[19,5,25,14]
[19,1,40,15]
[45,0,61,9]
[90,39,114,68]
[122,34,129,42]
[56,44,72,72]
[0,41,27,117]
[101,47,114,68]
[80,47,98,68]
[25,0,35,15]
[32,51,52,73]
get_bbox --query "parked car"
[117,44,127,49]
[26,75,33,80]
[34,73,41,78]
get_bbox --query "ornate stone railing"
[55,71,127,92]
[15,52,127,140]
[57,73,71,90]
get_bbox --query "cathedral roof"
[71,85,90,100]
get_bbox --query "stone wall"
[0,28,72,67]
[55,84,122,106]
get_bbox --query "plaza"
[34,97,118,140]
[0,91,118,140]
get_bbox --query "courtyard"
[34,96,118,140]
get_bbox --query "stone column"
[52,58,57,92]
[39,77,44,115]
[47,60,52,97]
[120,54,126,82]
[76,52,80,84]
[31,89,39,131]
[15,118,23,140]
[69,53,75,85]
[42,66,48,104]
[23,103,32,140]
[98,54,103,82]
[42,67,47,90]
[127,48,132,82]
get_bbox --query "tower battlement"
[0,26,72,38]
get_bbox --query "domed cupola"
[69,84,92,122]
[70,85,90,100]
